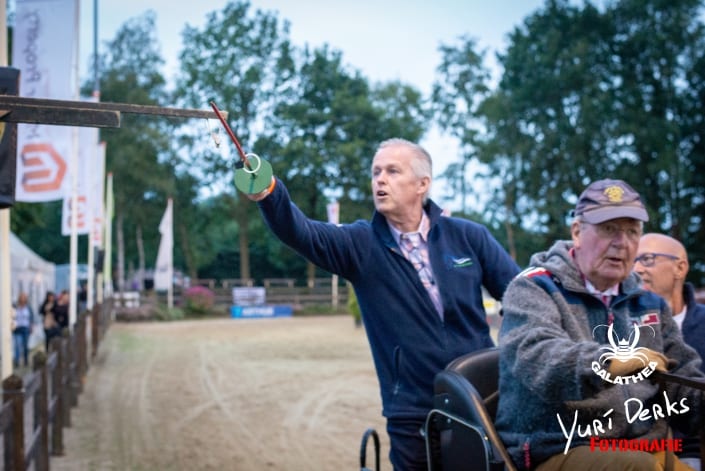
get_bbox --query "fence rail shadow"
[1,298,113,471]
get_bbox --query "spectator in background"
[635,233,705,364]
[636,232,705,471]
[12,292,34,368]
[52,290,70,330]
[78,282,88,313]
[39,291,60,351]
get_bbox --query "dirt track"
[51,316,391,471]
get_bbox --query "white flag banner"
[12,0,80,202]
[154,199,173,291]
[326,201,340,225]
[90,142,107,246]
[62,123,100,236]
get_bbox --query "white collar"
[389,211,430,246]
[584,279,620,298]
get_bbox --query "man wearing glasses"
[636,233,705,471]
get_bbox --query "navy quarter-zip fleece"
[258,179,520,419]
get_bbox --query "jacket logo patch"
[639,312,660,326]
[452,257,473,268]
[519,267,549,278]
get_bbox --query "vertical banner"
[326,200,340,308]
[102,172,114,296]
[12,0,79,202]
[91,141,107,246]
[155,198,174,309]
[62,124,100,235]
[0,68,19,208]
[326,201,340,225]
[154,199,173,291]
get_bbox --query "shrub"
[183,286,215,317]
[347,283,362,327]
[154,304,185,322]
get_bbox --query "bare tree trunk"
[306,262,316,288]
[503,216,517,261]
[136,224,145,290]
[117,211,125,293]
[178,223,197,280]
[237,203,250,280]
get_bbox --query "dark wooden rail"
[0,298,113,470]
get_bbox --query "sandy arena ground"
[50,315,392,471]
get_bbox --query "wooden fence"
[0,298,113,470]
[186,277,350,311]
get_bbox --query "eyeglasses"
[586,222,642,242]
[634,252,680,267]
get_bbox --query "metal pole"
[87,0,100,311]
[93,0,99,99]
[68,0,80,329]
[0,0,13,379]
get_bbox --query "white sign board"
[232,287,266,306]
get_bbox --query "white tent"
[9,232,56,316]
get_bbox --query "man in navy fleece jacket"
[247,138,519,470]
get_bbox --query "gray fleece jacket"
[495,240,705,469]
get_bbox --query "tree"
[94,11,174,291]
[490,0,617,249]
[174,0,295,282]
[471,0,705,280]
[261,45,428,283]
[608,0,705,282]
[431,35,491,215]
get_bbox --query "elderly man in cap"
[495,179,705,470]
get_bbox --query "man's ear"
[418,176,430,195]
[571,220,582,247]
[674,257,689,281]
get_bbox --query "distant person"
[40,291,60,351]
[636,232,705,471]
[243,138,520,469]
[12,292,34,368]
[78,281,88,312]
[52,290,70,330]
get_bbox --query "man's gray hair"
[376,138,433,179]
[375,138,433,202]
[573,216,644,231]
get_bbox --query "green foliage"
[347,283,361,326]
[153,305,185,322]
[174,0,294,280]
[88,11,177,282]
[11,200,72,262]
[429,0,705,281]
[431,35,491,215]
[13,0,705,289]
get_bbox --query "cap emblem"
[604,185,624,203]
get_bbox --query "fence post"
[50,337,65,456]
[66,326,79,409]
[76,313,86,395]
[33,351,49,471]
[2,374,25,471]
[59,330,72,426]
[92,302,100,359]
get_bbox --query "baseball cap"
[572,179,649,224]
